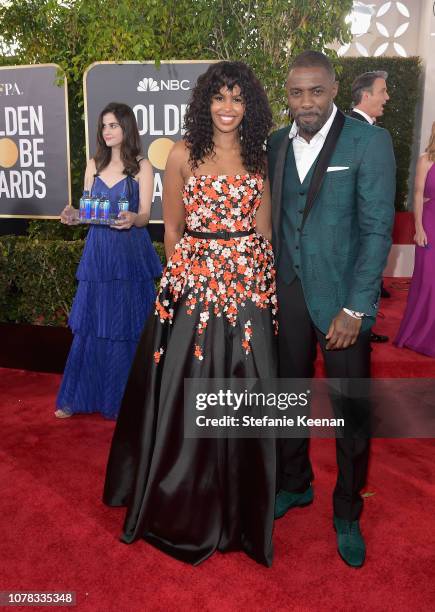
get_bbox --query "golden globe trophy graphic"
[0,138,19,169]
[147,137,175,171]
[84,61,213,222]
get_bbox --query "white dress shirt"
[352,107,374,124]
[289,104,338,183]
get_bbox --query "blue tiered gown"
[56,175,162,419]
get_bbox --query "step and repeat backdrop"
[0,60,212,221]
[84,61,212,222]
[0,64,70,218]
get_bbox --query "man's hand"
[325,310,362,350]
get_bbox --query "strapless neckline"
[186,173,260,181]
[184,174,263,191]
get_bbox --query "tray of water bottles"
[78,191,129,225]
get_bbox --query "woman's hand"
[113,210,137,230]
[414,226,428,247]
[60,206,79,225]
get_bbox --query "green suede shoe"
[333,516,366,568]
[274,486,313,519]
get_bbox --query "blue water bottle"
[83,191,92,221]
[118,194,129,214]
[111,193,129,226]
[79,190,87,221]
[99,193,110,224]
[91,193,100,222]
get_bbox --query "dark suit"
[349,109,371,123]
[268,109,396,520]
[350,109,390,304]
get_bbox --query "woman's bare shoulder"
[418,152,432,166]
[86,158,97,173]
[167,140,189,163]
[137,157,153,172]
[165,140,191,177]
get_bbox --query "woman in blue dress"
[56,102,162,419]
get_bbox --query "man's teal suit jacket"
[268,110,396,333]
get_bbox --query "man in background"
[350,71,392,345]
[350,70,389,126]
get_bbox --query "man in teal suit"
[268,51,396,567]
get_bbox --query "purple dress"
[395,162,435,357]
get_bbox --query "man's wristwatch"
[342,308,364,320]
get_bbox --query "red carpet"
[1,279,435,611]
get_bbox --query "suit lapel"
[302,109,346,229]
[271,129,292,253]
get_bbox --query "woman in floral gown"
[103,62,278,566]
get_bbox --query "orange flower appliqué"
[194,344,204,361]
[154,347,164,364]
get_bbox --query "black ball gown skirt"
[103,175,278,566]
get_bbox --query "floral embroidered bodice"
[184,174,262,232]
[154,174,277,361]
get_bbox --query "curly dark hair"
[183,61,272,177]
[94,102,142,176]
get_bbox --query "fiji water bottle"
[79,190,88,221]
[84,191,92,221]
[118,194,129,215]
[90,194,100,222]
[99,193,110,224]
[112,194,129,225]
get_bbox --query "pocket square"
[327,166,349,172]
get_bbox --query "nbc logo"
[137,78,160,92]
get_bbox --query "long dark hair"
[94,102,142,176]
[183,61,272,177]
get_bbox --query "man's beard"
[295,104,333,135]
